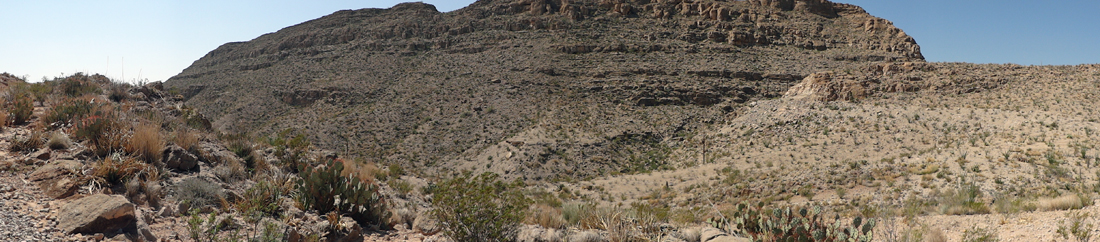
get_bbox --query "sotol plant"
[295,157,389,227]
[709,202,875,242]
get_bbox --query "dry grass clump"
[214,159,249,183]
[46,131,71,150]
[171,128,200,152]
[1037,194,1088,211]
[175,177,226,211]
[91,154,150,186]
[567,230,606,242]
[10,130,47,152]
[525,204,566,229]
[127,123,164,163]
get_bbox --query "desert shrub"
[107,82,130,102]
[58,73,101,97]
[46,131,72,150]
[387,179,413,198]
[296,157,389,227]
[42,98,96,128]
[74,113,126,157]
[938,179,990,215]
[670,207,707,225]
[432,172,529,242]
[171,128,200,152]
[266,129,310,172]
[1038,194,1089,211]
[21,82,52,104]
[228,139,268,172]
[213,159,248,183]
[237,180,284,217]
[127,123,164,163]
[6,89,34,125]
[562,202,594,226]
[176,177,225,210]
[711,202,875,242]
[961,226,999,242]
[1058,211,1095,242]
[10,130,47,152]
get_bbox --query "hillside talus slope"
[166,0,923,180]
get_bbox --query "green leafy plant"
[962,226,999,242]
[431,172,530,242]
[6,88,34,125]
[42,98,96,128]
[295,157,389,227]
[1058,212,1094,242]
[710,202,875,242]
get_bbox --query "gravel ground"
[0,179,64,242]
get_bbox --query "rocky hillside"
[165,0,924,180]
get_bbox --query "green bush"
[44,98,97,128]
[295,157,389,227]
[431,172,530,242]
[58,73,101,97]
[6,89,34,125]
[711,202,875,242]
[238,180,284,218]
[266,129,310,173]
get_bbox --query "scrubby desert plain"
[4,0,1100,241]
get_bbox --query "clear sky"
[1,1,1097,83]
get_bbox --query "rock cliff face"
[165,0,922,179]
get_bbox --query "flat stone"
[57,194,136,234]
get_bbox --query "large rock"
[58,194,136,234]
[700,227,751,242]
[29,159,83,199]
[783,72,870,102]
[162,144,198,170]
[412,211,441,235]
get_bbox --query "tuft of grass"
[1058,211,1095,242]
[1038,194,1088,211]
[175,177,225,210]
[171,128,200,153]
[938,179,991,215]
[127,123,164,163]
[10,130,47,152]
[961,226,999,242]
[46,131,72,150]
[524,204,566,229]
[91,154,149,186]
[42,97,97,129]
[214,159,248,183]
[562,202,594,226]
[5,88,34,125]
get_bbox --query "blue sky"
[1,1,1097,83]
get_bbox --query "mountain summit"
[166,0,921,179]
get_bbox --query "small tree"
[432,172,529,242]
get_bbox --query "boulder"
[162,144,198,170]
[58,194,136,234]
[29,160,83,199]
[412,211,441,235]
[700,227,751,242]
